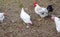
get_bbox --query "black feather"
[47,5,53,12]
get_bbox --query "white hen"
[0,13,5,22]
[34,2,48,18]
[20,8,32,25]
[51,15,60,32]
[54,17,60,32]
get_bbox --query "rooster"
[51,15,60,32]
[34,2,53,18]
[20,8,32,25]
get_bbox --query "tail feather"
[47,5,53,12]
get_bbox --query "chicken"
[34,2,53,18]
[51,15,60,32]
[34,2,48,18]
[20,8,32,25]
[0,13,7,23]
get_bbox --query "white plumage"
[0,13,5,22]
[54,17,60,32]
[34,2,48,18]
[20,8,32,24]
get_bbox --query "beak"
[28,23,33,26]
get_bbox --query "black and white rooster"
[34,2,53,18]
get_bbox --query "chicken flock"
[0,2,60,33]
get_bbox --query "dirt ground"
[0,0,60,37]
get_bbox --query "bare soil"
[0,0,60,37]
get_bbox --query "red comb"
[34,2,37,7]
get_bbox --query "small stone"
[11,20,15,23]
[26,26,29,28]
[37,19,42,21]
